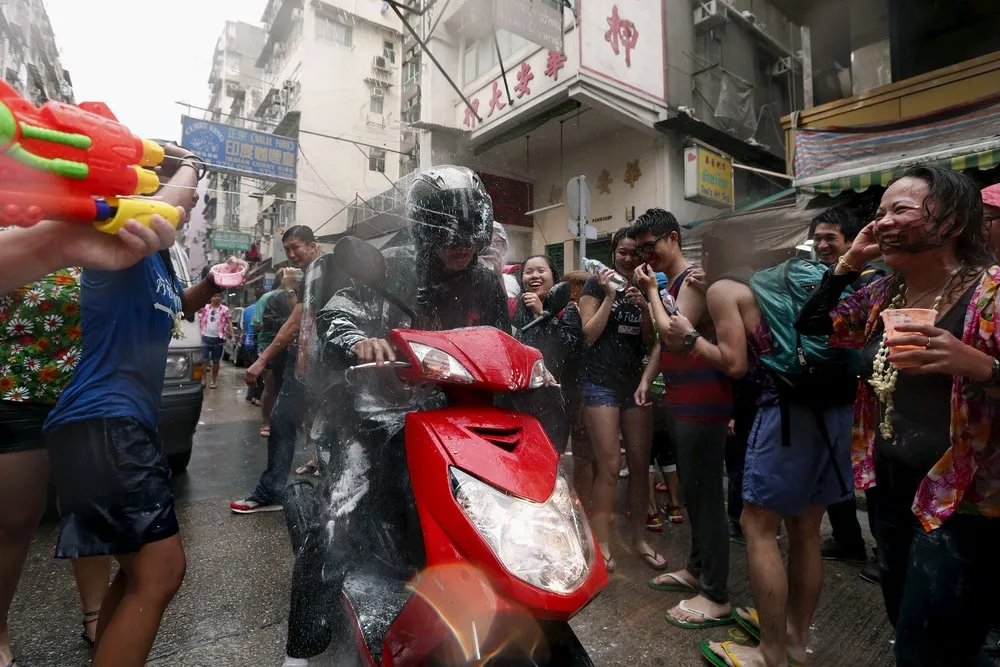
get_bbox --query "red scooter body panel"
[403,408,606,615]
[390,328,543,393]
[407,407,557,503]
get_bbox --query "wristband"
[837,255,861,273]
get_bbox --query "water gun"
[0,79,182,234]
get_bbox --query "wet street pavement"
[12,364,897,666]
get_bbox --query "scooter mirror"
[544,281,572,314]
[334,236,387,287]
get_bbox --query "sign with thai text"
[181,116,298,183]
[684,145,733,209]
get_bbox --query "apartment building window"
[316,15,352,47]
[403,60,419,86]
[463,29,528,85]
[383,40,396,64]
[370,89,385,114]
[369,147,386,173]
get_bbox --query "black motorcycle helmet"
[407,165,493,257]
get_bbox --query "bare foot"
[707,642,770,667]
[651,568,698,590]
[668,594,731,623]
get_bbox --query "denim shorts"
[580,379,637,410]
[202,335,224,362]
[742,403,854,516]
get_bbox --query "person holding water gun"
[0,80,245,667]
[0,82,201,667]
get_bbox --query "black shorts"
[46,418,179,558]
[0,401,53,454]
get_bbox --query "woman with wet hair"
[577,228,663,573]
[796,165,1000,666]
[509,254,580,453]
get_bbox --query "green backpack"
[726,258,859,405]
[724,258,858,496]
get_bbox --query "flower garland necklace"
[868,266,962,439]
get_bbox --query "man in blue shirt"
[242,291,263,405]
[42,146,246,667]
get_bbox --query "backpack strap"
[807,403,850,497]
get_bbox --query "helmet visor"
[410,189,493,251]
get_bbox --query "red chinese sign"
[544,51,567,80]
[604,5,639,68]
[487,81,506,117]
[463,98,481,128]
[514,62,534,98]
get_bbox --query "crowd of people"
[3,161,1000,667]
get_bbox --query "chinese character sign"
[580,0,666,102]
[181,116,298,183]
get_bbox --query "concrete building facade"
[0,0,74,106]
[250,0,404,263]
[389,0,800,271]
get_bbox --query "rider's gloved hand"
[352,338,396,365]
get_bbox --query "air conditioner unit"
[694,0,727,31]
[372,86,385,98]
[373,55,389,71]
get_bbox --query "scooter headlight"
[409,342,474,384]
[451,468,594,594]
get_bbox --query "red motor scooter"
[333,237,607,666]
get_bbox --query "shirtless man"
[663,222,854,667]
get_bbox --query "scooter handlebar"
[344,360,411,386]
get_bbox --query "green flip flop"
[665,601,737,629]
[733,607,761,642]
[698,640,743,667]
[648,572,698,592]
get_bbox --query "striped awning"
[792,93,1000,198]
[800,146,1000,197]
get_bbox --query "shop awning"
[683,188,831,259]
[792,93,1000,197]
[796,140,1000,196]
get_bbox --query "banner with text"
[181,116,298,183]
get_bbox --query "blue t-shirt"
[242,303,256,348]
[44,253,184,432]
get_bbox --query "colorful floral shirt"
[829,266,1000,531]
[197,304,232,339]
[0,268,83,404]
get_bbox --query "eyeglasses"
[637,233,670,256]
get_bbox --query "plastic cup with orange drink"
[881,309,936,369]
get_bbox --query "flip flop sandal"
[655,482,668,492]
[648,571,699,592]
[664,601,736,629]
[81,609,99,646]
[733,607,761,642]
[638,548,668,570]
[295,463,318,476]
[260,427,271,437]
[602,552,616,574]
[699,640,745,667]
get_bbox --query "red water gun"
[0,79,182,234]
